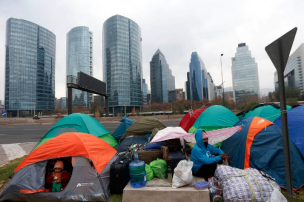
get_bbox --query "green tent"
[36,113,118,148]
[242,104,292,122]
[189,105,239,133]
[120,117,166,140]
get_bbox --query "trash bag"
[267,187,287,202]
[145,164,154,181]
[172,160,194,188]
[150,158,167,179]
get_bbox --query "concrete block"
[122,177,209,202]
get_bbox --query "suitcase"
[137,149,162,164]
[110,153,132,194]
[167,150,186,174]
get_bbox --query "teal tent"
[239,104,292,122]
[36,113,118,148]
[189,105,239,133]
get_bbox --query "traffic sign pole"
[265,27,297,199]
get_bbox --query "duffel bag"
[214,165,281,202]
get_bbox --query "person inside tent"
[191,129,229,181]
[45,160,71,192]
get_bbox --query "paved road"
[0,120,180,166]
[0,120,180,144]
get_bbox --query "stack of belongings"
[214,165,281,202]
[137,129,164,164]
[149,127,188,176]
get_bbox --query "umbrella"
[151,126,242,146]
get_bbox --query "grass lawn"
[282,189,304,202]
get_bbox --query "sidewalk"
[0,142,37,166]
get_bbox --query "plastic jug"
[129,155,147,188]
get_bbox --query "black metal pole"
[278,39,293,198]
[68,87,72,115]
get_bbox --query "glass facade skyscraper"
[142,79,148,106]
[188,52,212,101]
[231,43,260,104]
[67,27,93,108]
[274,43,304,92]
[5,18,56,116]
[150,49,175,103]
[103,15,143,114]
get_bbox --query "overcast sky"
[1,0,304,102]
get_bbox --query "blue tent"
[274,105,304,157]
[112,116,135,140]
[221,116,304,190]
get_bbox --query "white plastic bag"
[267,187,287,202]
[172,160,194,188]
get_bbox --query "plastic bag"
[172,160,194,188]
[150,158,167,179]
[267,187,287,202]
[145,164,154,181]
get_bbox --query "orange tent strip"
[244,117,273,169]
[20,189,46,193]
[14,132,116,174]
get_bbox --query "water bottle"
[129,155,147,188]
[167,167,172,183]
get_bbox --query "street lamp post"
[220,54,224,107]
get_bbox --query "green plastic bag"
[150,158,167,179]
[145,164,154,181]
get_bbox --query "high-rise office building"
[185,72,191,100]
[5,18,55,117]
[169,88,185,103]
[67,26,93,108]
[142,79,148,106]
[274,43,304,93]
[103,15,143,114]
[60,97,67,109]
[150,49,175,103]
[186,52,213,101]
[231,43,260,104]
[207,72,215,101]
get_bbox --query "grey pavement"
[0,120,180,166]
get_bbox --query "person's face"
[54,168,62,173]
[202,131,208,143]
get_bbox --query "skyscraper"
[67,26,93,108]
[231,43,260,104]
[150,49,175,103]
[185,72,191,100]
[142,79,148,106]
[274,43,304,93]
[187,52,212,101]
[103,15,143,114]
[5,18,56,117]
[207,72,215,101]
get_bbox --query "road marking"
[23,129,38,130]
[2,143,27,160]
